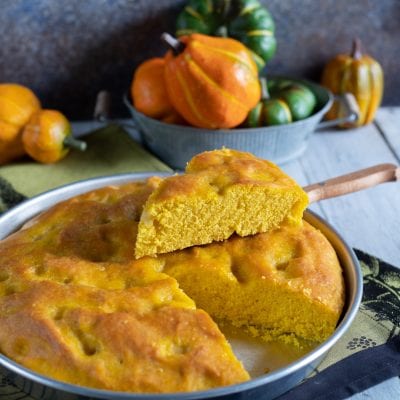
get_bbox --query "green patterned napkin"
[316,250,399,372]
[0,124,171,199]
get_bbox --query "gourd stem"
[63,136,87,152]
[215,26,228,37]
[259,77,270,100]
[161,33,185,55]
[351,38,363,60]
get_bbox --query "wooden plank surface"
[294,123,400,267]
[352,377,400,400]
[375,107,400,160]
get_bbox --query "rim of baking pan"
[0,172,363,400]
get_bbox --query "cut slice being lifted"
[135,149,309,258]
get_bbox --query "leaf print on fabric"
[346,336,377,350]
[355,249,400,329]
[0,176,27,214]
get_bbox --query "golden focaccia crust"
[0,178,249,393]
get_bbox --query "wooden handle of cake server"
[304,163,400,203]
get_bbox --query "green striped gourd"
[176,0,276,69]
[246,78,317,126]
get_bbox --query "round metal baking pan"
[0,173,363,400]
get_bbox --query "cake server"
[304,163,400,203]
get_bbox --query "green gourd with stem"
[246,77,317,127]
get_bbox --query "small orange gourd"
[0,83,41,164]
[131,57,179,122]
[162,33,261,129]
[321,38,384,127]
[22,109,86,164]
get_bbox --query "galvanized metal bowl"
[124,78,358,169]
[0,173,363,400]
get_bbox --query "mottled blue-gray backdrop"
[1,0,398,119]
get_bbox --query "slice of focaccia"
[135,148,309,258]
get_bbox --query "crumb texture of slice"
[135,148,309,258]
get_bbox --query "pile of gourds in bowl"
[126,0,383,169]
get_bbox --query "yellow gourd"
[0,84,41,164]
[22,109,86,164]
[321,38,384,127]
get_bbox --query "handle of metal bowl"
[122,93,139,129]
[93,91,138,131]
[316,92,360,130]
[93,90,112,122]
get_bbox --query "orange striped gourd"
[162,33,261,129]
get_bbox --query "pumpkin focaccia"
[135,148,309,258]
[0,179,249,393]
[161,221,345,344]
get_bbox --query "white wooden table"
[282,107,400,269]
[73,107,400,399]
[282,107,400,399]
